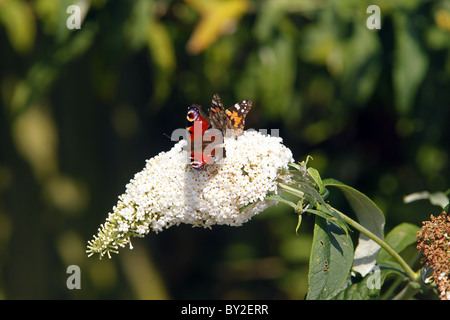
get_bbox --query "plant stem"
[332,208,419,283]
[392,282,421,300]
[278,183,304,198]
[380,274,404,300]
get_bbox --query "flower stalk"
[87,130,294,259]
[333,208,419,282]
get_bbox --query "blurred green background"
[1,0,449,299]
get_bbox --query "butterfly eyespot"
[191,161,205,170]
[187,106,201,121]
[187,111,197,121]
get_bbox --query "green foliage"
[393,11,429,114]
[332,268,393,300]
[306,216,354,300]
[275,162,426,299]
[377,223,420,271]
[324,179,385,277]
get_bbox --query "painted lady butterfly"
[186,94,252,170]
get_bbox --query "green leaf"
[305,208,348,235]
[288,162,304,172]
[307,167,324,194]
[306,216,354,300]
[393,12,428,114]
[323,179,385,277]
[146,19,176,105]
[0,0,36,53]
[297,181,350,236]
[377,223,420,269]
[340,23,381,106]
[332,268,396,300]
[265,194,297,210]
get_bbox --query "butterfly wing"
[209,93,233,134]
[209,93,252,136]
[224,99,252,135]
[186,104,215,170]
[187,104,210,139]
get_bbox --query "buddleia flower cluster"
[417,211,450,300]
[87,130,294,259]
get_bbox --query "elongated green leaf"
[305,207,349,237]
[340,23,381,106]
[297,181,349,236]
[307,216,354,300]
[377,223,420,269]
[307,167,324,193]
[0,0,36,53]
[288,162,304,172]
[323,179,385,277]
[393,12,428,114]
[265,194,297,209]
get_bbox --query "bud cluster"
[417,212,450,300]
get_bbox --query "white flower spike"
[87,130,293,258]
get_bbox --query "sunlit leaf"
[300,20,339,67]
[307,167,324,194]
[435,9,450,33]
[11,106,58,180]
[307,216,354,300]
[0,0,36,53]
[34,0,60,34]
[254,0,325,42]
[185,0,249,54]
[377,223,420,269]
[126,0,153,50]
[147,19,176,104]
[324,179,385,277]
